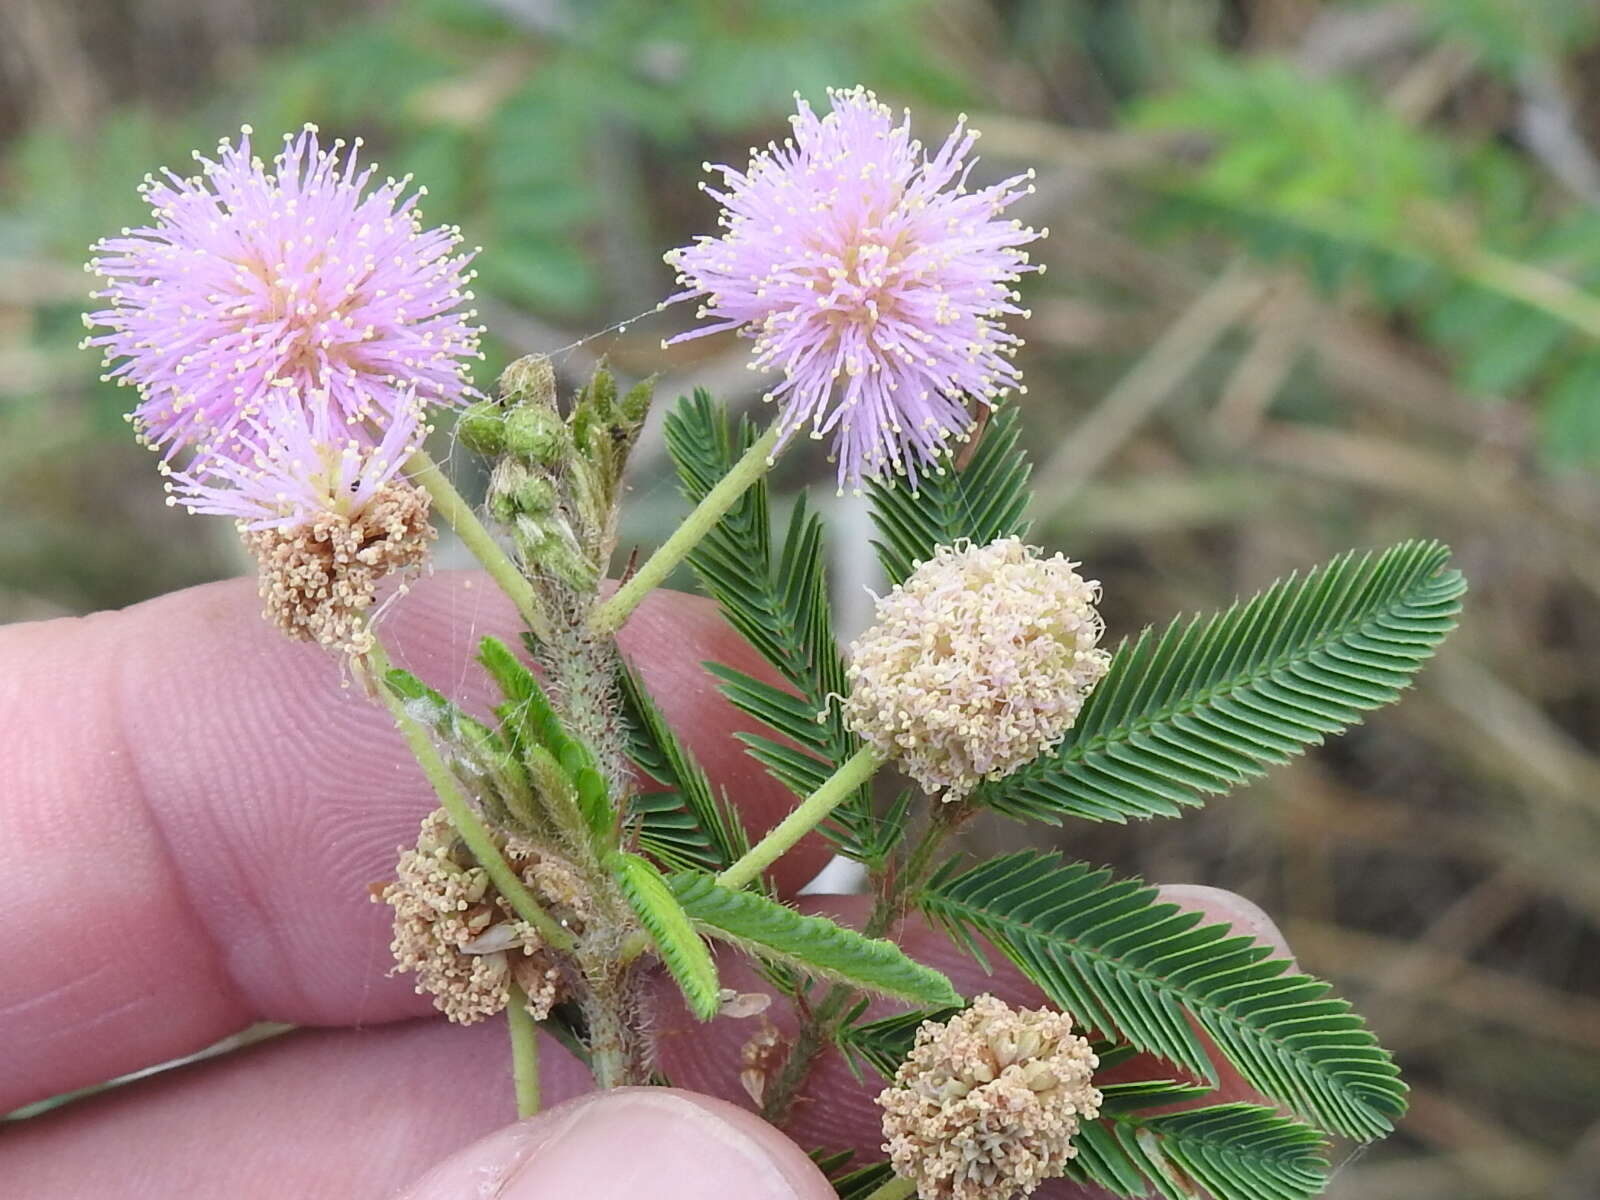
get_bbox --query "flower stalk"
[406,448,554,643]
[588,421,781,636]
[717,743,883,890]
[507,981,542,1117]
[363,636,575,953]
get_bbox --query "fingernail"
[1158,883,1294,959]
[402,1089,828,1200]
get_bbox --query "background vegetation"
[2,2,1597,1196]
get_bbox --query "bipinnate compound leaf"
[619,665,748,872]
[920,852,1406,1142]
[978,540,1466,824]
[866,404,1033,585]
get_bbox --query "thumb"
[399,1087,837,1199]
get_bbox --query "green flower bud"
[456,401,507,455]
[503,405,569,463]
[499,354,557,410]
[620,377,656,426]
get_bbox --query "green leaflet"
[920,852,1405,1143]
[1071,1092,1330,1200]
[829,1161,897,1200]
[667,873,960,1007]
[663,393,882,861]
[611,852,721,1021]
[978,540,1466,823]
[835,1005,963,1082]
[618,664,748,872]
[866,405,1033,585]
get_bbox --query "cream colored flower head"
[879,994,1101,1200]
[843,537,1111,802]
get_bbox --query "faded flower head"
[86,124,482,458]
[843,537,1110,802]
[167,395,435,653]
[377,809,590,1025]
[664,86,1042,490]
[879,994,1101,1200]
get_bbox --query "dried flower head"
[879,995,1101,1200]
[664,86,1042,490]
[86,124,482,458]
[168,395,435,654]
[377,809,590,1025]
[843,537,1110,801]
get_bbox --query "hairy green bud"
[499,354,557,410]
[457,401,507,455]
[503,405,569,463]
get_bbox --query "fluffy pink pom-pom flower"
[164,391,426,531]
[664,86,1042,490]
[85,124,483,458]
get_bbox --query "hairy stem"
[407,448,553,643]
[718,745,884,891]
[760,807,966,1124]
[363,637,576,953]
[588,421,781,636]
[507,982,542,1117]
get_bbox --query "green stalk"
[507,982,542,1117]
[406,448,553,643]
[364,637,575,954]
[717,745,884,891]
[860,1176,916,1200]
[588,422,781,636]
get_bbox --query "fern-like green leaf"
[867,405,1032,584]
[978,540,1465,823]
[664,393,883,861]
[618,665,748,871]
[612,852,720,1020]
[1132,59,1600,460]
[835,1005,963,1082]
[921,851,1405,1142]
[1069,1091,1330,1200]
[668,873,960,1006]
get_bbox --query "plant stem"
[406,448,553,643]
[759,808,965,1124]
[363,637,575,953]
[717,744,884,891]
[860,1176,916,1200]
[507,982,541,1117]
[588,421,781,636]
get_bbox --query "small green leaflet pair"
[655,393,1466,1200]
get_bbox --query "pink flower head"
[86,125,483,458]
[166,391,426,531]
[664,86,1042,490]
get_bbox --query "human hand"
[0,574,1290,1198]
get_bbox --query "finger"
[651,886,1294,1199]
[0,572,830,1110]
[0,882,1288,1198]
[0,1020,582,1198]
[401,1089,833,1200]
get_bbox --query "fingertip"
[400,1088,834,1200]
[1156,883,1293,960]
